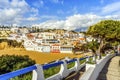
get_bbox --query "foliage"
[87,20,120,56]
[43,62,75,78]
[43,66,60,78]
[75,44,88,52]
[87,20,120,40]
[10,73,32,80]
[7,40,23,48]
[86,57,95,64]
[80,59,86,64]
[86,40,99,54]
[67,62,75,69]
[0,39,23,48]
[0,55,36,80]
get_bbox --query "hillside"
[0,49,83,64]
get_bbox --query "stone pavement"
[97,55,120,80]
[63,67,85,80]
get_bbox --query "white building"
[60,45,74,54]
[21,34,28,40]
[38,32,56,39]
[23,40,51,53]
[41,45,51,53]
[34,45,43,52]
[86,36,95,42]
[23,40,36,51]
[10,27,19,33]
[35,38,43,44]
[78,33,85,38]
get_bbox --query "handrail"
[43,61,63,70]
[0,65,37,80]
[0,56,92,80]
[66,58,77,64]
[79,57,86,60]
[79,56,93,61]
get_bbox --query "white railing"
[80,53,115,80]
[0,56,94,80]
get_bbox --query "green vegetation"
[87,20,120,58]
[0,55,35,80]
[87,61,95,64]
[67,62,75,69]
[0,39,23,49]
[102,53,106,57]
[43,61,76,78]
[86,40,99,55]
[10,73,32,80]
[0,54,80,79]
[7,40,23,48]
[80,59,86,64]
[86,57,95,64]
[43,66,60,78]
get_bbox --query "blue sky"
[0,0,120,30]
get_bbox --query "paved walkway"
[97,55,120,80]
[63,67,85,80]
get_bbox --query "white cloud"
[26,17,39,21]
[0,0,38,25]
[101,1,120,15]
[32,14,120,30]
[40,15,58,19]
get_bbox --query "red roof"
[51,44,60,46]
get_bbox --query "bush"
[43,66,60,78]
[0,55,36,80]
[80,59,86,64]
[67,62,75,69]
[0,39,23,48]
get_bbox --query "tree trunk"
[97,38,104,59]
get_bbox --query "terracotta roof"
[61,45,73,47]
[79,38,85,40]
[51,44,60,46]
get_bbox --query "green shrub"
[86,57,96,64]
[80,59,86,64]
[0,55,36,80]
[102,53,106,56]
[43,66,60,78]
[67,62,75,69]
[0,39,23,48]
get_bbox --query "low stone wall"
[80,53,115,80]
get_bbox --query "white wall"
[80,53,115,80]
[34,46,43,52]
[60,51,73,54]
[60,47,73,53]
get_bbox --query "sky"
[0,0,120,31]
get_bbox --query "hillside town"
[0,26,95,54]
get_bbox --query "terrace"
[0,53,117,80]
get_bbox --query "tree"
[87,20,120,58]
[0,55,36,80]
[86,40,99,55]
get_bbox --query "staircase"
[97,56,120,80]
